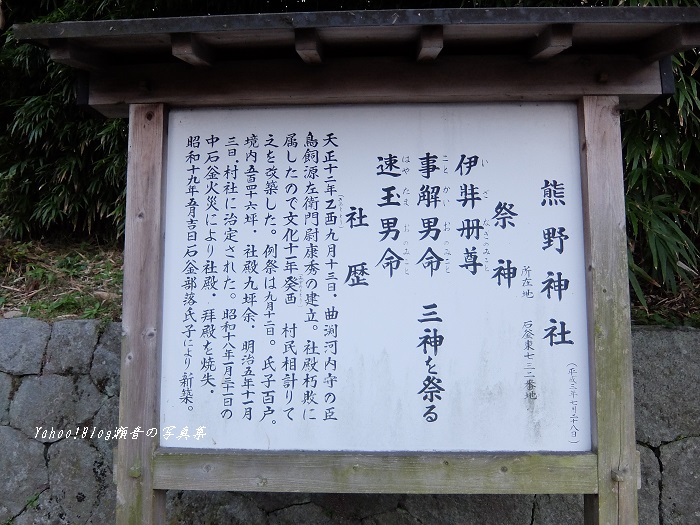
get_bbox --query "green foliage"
[622,51,700,303]
[0,23,128,240]
[0,0,698,304]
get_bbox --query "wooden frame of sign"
[92,34,639,525]
[126,64,632,525]
[120,94,633,525]
[17,8,700,525]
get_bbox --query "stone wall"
[0,319,697,524]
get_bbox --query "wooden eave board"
[12,7,700,66]
[69,34,173,53]
[82,54,664,117]
[13,7,700,39]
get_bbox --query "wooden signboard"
[18,8,700,524]
[121,95,635,524]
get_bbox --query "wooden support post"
[116,103,167,525]
[578,96,638,525]
[295,28,323,64]
[49,39,103,71]
[528,24,573,61]
[172,33,214,67]
[416,25,443,61]
[641,24,700,63]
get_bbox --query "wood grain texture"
[153,450,598,494]
[87,55,663,118]
[116,104,167,525]
[578,96,638,525]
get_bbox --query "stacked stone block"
[0,319,697,524]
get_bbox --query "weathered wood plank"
[88,55,663,117]
[528,24,573,60]
[578,96,638,525]
[14,8,700,42]
[416,25,443,61]
[116,104,167,525]
[153,450,599,494]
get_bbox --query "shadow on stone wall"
[0,319,697,524]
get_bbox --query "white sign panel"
[160,103,591,452]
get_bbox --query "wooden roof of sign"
[13,7,700,116]
[13,9,700,525]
